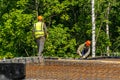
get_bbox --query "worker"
[77,40,91,59]
[33,15,48,63]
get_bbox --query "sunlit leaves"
[0,0,120,58]
[0,0,33,57]
[44,25,76,57]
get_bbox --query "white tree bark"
[106,2,110,56]
[92,0,96,57]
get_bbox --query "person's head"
[38,15,43,21]
[85,40,91,47]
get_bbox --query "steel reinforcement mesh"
[0,57,120,80]
[25,58,120,80]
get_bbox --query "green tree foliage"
[44,25,76,58]
[109,0,120,52]
[0,0,120,58]
[0,0,33,57]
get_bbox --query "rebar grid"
[1,57,120,80]
[26,59,120,80]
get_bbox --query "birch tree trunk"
[106,2,110,56]
[92,0,96,57]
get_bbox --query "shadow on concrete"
[0,63,25,80]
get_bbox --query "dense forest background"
[0,0,120,59]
